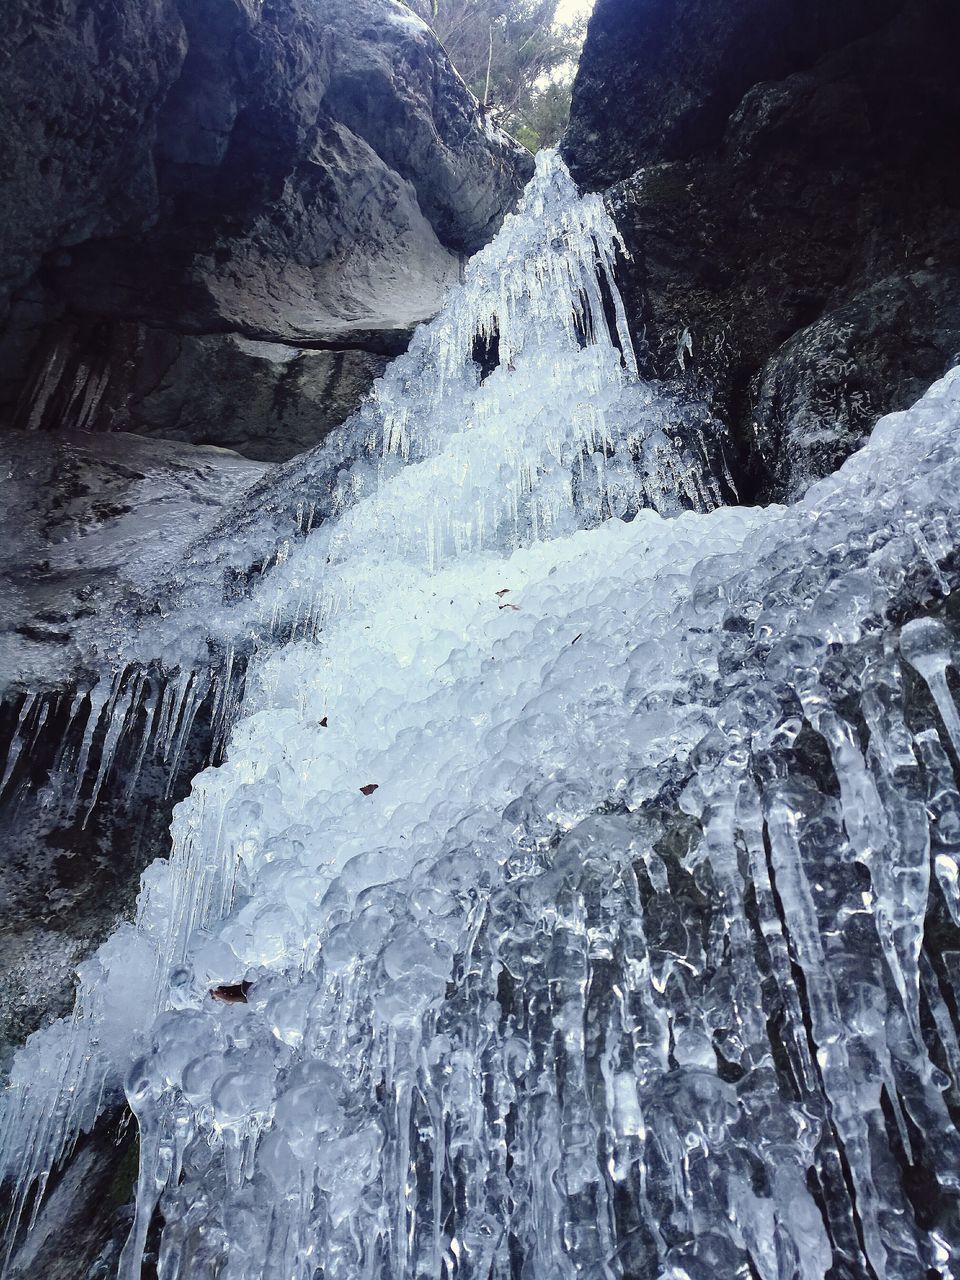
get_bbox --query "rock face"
[0,431,268,691]
[564,0,960,499]
[13,321,392,463]
[0,431,267,1080]
[0,0,531,459]
[752,270,960,496]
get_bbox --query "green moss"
[103,1123,140,1215]
[633,165,690,209]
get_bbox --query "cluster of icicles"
[0,150,725,830]
[4,152,960,1280]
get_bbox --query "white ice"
[3,153,960,1280]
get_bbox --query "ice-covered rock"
[4,153,960,1280]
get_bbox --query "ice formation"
[0,151,724,824]
[4,153,960,1279]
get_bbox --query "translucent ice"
[4,154,960,1280]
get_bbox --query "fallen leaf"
[499,602,520,611]
[360,783,379,796]
[319,716,328,727]
[211,981,251,1005]
[496,588,511,598]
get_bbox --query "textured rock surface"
[0,0,186,322]
[0,430,268,691]
[0,429,266,1097]
[13,321,392,462]
[752,270,960,498]
[564,0,960,498]
[0,0,531,458]
[564,0,902,185]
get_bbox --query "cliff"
[0,0,531,461]
[563,0,960,498]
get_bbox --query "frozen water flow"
[0,153,725,825]
[4,153,960,1279]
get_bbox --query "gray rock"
[751,271,960,498]
[14,322,391,462]
[0,0,187,320]
[0,430,268,692]
[0,0,532,454]
[563,0,901,186]
[119,336,391,463]
[563,0,960,500]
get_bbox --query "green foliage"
[406,0,585,151]
[510,73,574,150]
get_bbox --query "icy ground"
[3,154,960,1279]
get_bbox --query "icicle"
[83,671,140,825]
[124,681,160,805]
[763,783,891,1280]
[901,617,960,758]
[5,154,960,1280]
[164,669,211,800]
[0,693,42,799]
[68,678,116,814]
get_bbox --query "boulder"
[563,0,960,499]
[751,270,960,497]
[0,0,532,458]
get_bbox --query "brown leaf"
[319,716,328,728]
[499,602,520,611]
[495,588,511,598]
[211,980,251,1005]
[360,783,379,796]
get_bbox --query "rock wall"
[0,0,532,461]
[563,0,960,499]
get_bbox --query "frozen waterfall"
[4,152,960,1280]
